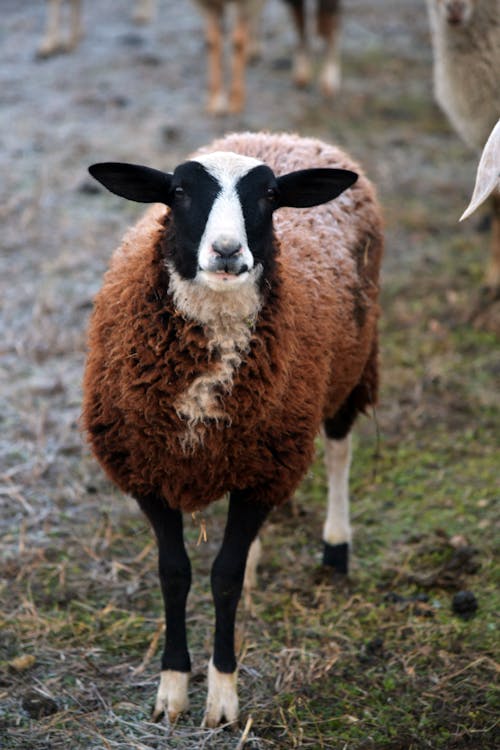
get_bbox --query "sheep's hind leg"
[137,495,192,723]
[204,491,270,727]
[322,393,360,574]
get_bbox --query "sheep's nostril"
[212,239,242,259]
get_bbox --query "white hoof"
[293,51,312,88]
[202,659,238,728]
[152,670,189,723]
[207,91,228,116]
[320,62,341,98]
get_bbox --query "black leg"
[137,494,191,674]
[211,490,270,674]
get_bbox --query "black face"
[167,161,220,280]
[237,165,280,278]
[88,156,358,284]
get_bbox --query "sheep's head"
[434,0,475,26]
[89,152,357,293]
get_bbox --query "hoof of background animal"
[202,661,239,728]
[36,40,63,58]
[151,670,190,724]
[228,93,244,115]
[319,63,341,98]
[207,92,229,116]
[323,541,349,575]
[292,52,312,88]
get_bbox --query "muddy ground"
[0,1,498,749]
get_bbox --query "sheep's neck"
[166,265,263,451]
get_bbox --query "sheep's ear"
[88,162,174,204]
[276,168,358,208]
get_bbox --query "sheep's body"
[426,0,500,151]
[83,132,381,513]
[83,131,383,726]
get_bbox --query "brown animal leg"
[318,0,341,97]
[205,9,227,115]
[229,10,250,113]
[285,0,312,88]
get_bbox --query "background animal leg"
[205,9,227,115]
[318,0,341,97]
[285,0,312,88]
[229,10,250,113]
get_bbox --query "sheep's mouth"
[198,267,251,289]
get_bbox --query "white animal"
[461,119,500,289]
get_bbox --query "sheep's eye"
[266,187,277,202]
[174,186,185,197]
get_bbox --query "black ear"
[88,162,173,204]
[276,168,358,209]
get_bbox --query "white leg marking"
[243,535,262,610]
[152,670,189,723]
[203,658,238,728]
[293,49,312,87]
[133,0,155,24]
[320,59,341,98]
[323,433,352,546]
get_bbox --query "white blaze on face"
[193,151,263,291]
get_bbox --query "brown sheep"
[82,131,383,727]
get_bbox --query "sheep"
[426,0,500,298]
[37,0,155,58]
[82,131,383,727]
[283,0,342,97]
[460,118,500,291]
[426,0,500,151]
[192,0,264,114]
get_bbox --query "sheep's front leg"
[204,491,269,728]
[138,495,191,723]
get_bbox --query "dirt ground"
[0,1,498,749]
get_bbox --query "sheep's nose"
[212,238,242,259]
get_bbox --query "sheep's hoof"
[152,670,190,723]
[323,541,349,575]
[203,661,239,728]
